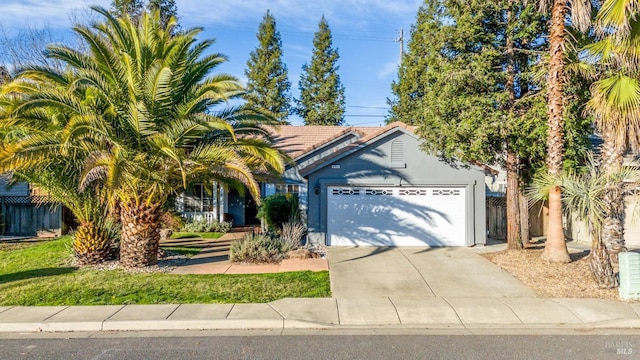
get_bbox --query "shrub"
[160,211,185,230]
[258,193,300,231]
[180,219,232,233]
[230,232,291,263]
[180,219,210,232]
[211,220,232,233]
[281,222,306,249]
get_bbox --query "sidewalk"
[1,296,640,333]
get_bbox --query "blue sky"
[0,0,423,126]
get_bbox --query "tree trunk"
[504,2,522,251]
[589,232,619,288]
[600,137,627,263]
[519,186,530,247]
[506,150,522,250]
[73,221,115,265]
[119,201,161,268]
[541,186,570,262]
[543,0,570,262]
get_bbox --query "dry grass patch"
[482,244,620,301]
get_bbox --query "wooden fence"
[486,197,548,241]
[486,197,506,240]
[0,196,61,236]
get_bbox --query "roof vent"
[390,140,406,168]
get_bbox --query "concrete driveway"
[327,247,535,298]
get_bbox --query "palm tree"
[19,170,118,264]
[1,7,285,268]
[585,0,640,262]
[0,88,118,265]
[529,155,636,287]
[538,0,592,263]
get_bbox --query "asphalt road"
[0,332,638,360]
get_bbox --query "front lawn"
[170,232,223,239]
[0,236,330,306]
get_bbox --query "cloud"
[378,60,399,79]
[283,44,312,61]
[0,1,422,33]
[0,1,92,29]
[179,0,422,30]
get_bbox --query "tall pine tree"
[297,16,345,125]
[244,10,292,124]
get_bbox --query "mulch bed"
[482,244,621,301]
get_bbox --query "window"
[184,183,214,212]
[276,184,300,197]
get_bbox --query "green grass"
[160,246,202,257]
[170,232,223,239]
[0,236,330,306]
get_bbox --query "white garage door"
[327,186,467,246]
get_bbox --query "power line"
[347,105,390,110]
[345,119,387,125]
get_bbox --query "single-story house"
[177,121,487,247]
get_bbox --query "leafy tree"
[110,0,178,28]
[244,10,292,124]
[388,0,591,250]
[148,0,179,29]
[0,7,285,268]
[0,24,66,73]
[297,16,345,125]
[110,0,144,20]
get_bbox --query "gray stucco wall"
[305,130,486,246]
[283,133,360,218]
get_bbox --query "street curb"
[2,317,640,333]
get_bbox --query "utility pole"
[394,27,404,65]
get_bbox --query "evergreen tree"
[297,16,345,125]
[148,0,179,29]
[110,0,144,20]
[387,0,591,249]
[244,10,291,124]
[111,0,178,28]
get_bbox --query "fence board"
[487,197,506,240]
[0,196,61,236]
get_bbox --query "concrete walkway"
[2,243,640,333]
[2,296,640,333]
[328,247,534,298]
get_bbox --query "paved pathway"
[328,247,534,298]
[2,296,640,332]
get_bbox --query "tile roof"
[283,121,417,175]
[266,124,383,159]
